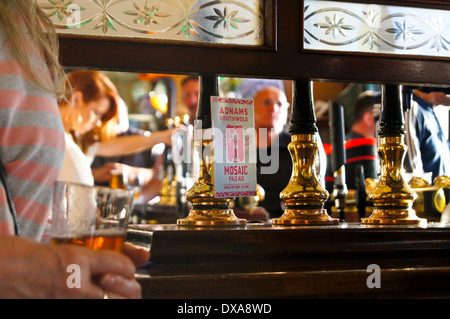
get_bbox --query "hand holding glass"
[51,182,135,251]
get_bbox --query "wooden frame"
[58,0,450,86]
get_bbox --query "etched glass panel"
[304,0,450,58]
[37,0,264,45]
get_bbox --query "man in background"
[405,89,450,181]
[181,76,199,125]
[344,91,380,189]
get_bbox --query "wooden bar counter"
[127,222,450,298]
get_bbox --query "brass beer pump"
[361,85,426,225]
[177,75,246,226]
[273,80,338,225]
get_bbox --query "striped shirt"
[0,30,65,240]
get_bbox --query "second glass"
[51,181,135,251]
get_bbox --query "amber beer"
[52,182,134,252]
[52,232,125,251]
[110,170,127,189]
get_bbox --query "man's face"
[253,87,289,130]
[182,79,199,115]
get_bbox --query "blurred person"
[59,70,172,186]
[91,99,165,203]
[339,84,450,183]
[181,76,199,125]
[238,79,327,219]
[344,91,380,189]
[346,91,379,140]
[337,83,381,132]
[0,0,148,298]
[405,89,450,181]
[58,70,119,186]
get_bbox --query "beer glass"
[51,181,135,251]
[110,170,127,190]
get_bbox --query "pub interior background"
[103,71,450,144]
[36,0,450,298]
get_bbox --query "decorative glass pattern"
[304,0,450,58]
[37,0,264,45]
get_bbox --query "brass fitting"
[273,134,338,225]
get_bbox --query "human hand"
[95,243,150,299]
[91,162,125,183]
[0,236,148,299]
[92,162,139,184]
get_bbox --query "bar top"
[129,222,450,298]
[128,222,450,274]
[128,222,450,244]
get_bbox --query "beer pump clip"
[177,75,246,226]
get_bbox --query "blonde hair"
[0,0,67,98]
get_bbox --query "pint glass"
[51,181,134,251]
